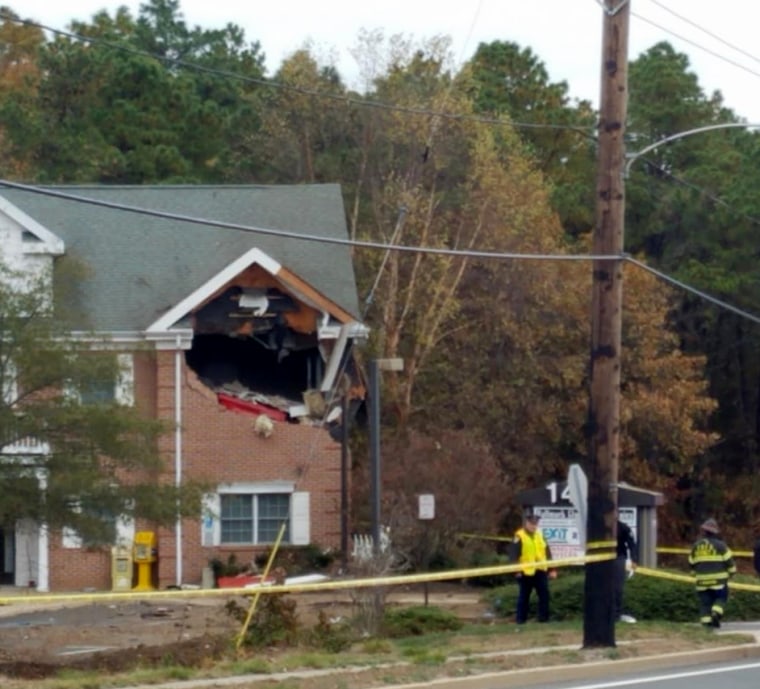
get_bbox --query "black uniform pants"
[697,585,728,626]
[516,570,550,624]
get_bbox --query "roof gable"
[0,196,65,257]
[148,247,281,332]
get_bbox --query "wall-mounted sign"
[418,494,435,520]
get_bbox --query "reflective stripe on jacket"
[513,528,549,576]
[688,535,736,590]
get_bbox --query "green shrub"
[625,573,760,622]
[484,569,760,623]
[466,550,513,588]
[210,553,246,580]
[383,605,463,637]
[485,570,585,621]
[305,610,354,653]
[225,594,300,647]
[254,544,336,575]
[427,549,459,572]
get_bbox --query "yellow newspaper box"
[133,531,157,591]
[111,544,133,591]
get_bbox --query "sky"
[14,0,760,124]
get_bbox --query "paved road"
[535,659,760,689]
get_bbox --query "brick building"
[0,184,367,591]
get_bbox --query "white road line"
[564,661,760,688]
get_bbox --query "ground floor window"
[202,483,310,547]
[220,493,290,544]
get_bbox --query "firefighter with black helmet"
[688,518,736,629]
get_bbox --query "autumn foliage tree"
[351,429,508,569]
[0,2,742,549]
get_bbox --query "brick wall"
[47,347,346,591]
[48,534,112,591]
[155,350,343,588]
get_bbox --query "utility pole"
[584,0,630,648]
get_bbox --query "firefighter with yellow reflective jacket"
[509,512,556,625]
[688,518,736,629]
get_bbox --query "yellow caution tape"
[0,553,616,606]
[657,547,753,558]
[634,566,760,592]
[458,536,755,558]
[586,540,616,550]
[458,532,513,542]
[634,566,694,584]
[729,581,760,592]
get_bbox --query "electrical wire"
[362,207,407,318]
[5,179,760,328]
[625,256,760,325]
[0,179,611,262]
[633,156,760,229]
[0,12,594,137]
[631,10,760,82]
[5,178,760,324]
[645,0,760,68]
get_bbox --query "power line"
[633,156,760,230]
[0,13,594,136]
[632,10,760,82]
[0,179,610,262]
[625,256,760,326]
[4,178,760,325]
[645,0,760,68]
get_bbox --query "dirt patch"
[0,598,239,679]
[0,584,751,685]
[0,584,485,679]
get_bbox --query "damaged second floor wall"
[184,262,363,425]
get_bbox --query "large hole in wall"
[185,333,324,405]
[183,285,335,422]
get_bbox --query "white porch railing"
[1,437,50,455]
[351,527,391,562]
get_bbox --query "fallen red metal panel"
[217,392,288,422]
[216,574,275,588]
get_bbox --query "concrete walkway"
[718,620,760,642]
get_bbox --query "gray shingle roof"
[2,184,360,331]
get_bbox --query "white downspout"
[174,336,183,587]
[36,467,49,592]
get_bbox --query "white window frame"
[1,359,17,406]
[202,482,309,547]
[63,353,134,407]
[62,502,135,549]
[115,353,135,406]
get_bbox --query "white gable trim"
[68,329,194,350]
[146,247,282,333]
[0,197,65,255]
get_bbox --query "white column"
[174,338,183,586]
[36,468,49,591]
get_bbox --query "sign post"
[567,464,588,550]
[418,494,435,605]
